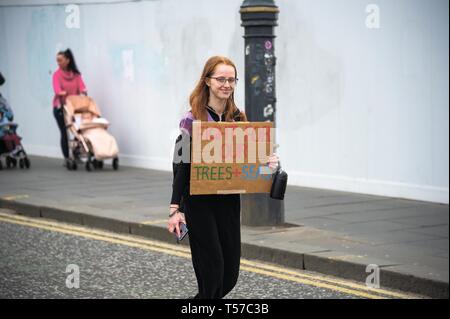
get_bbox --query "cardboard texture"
[190,121,274,195]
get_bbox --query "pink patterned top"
[52,68,87,107]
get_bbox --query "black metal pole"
[240,0,285,226]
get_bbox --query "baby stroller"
[0,93,30,170]
[63,95,119,171]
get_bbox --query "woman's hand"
[167,205,186,238]
[58,91,67,96]
[267,153,280,171]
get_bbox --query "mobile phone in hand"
[176,223,188,243]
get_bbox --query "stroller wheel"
[112,158,119,170]
[24,157,31,169]
[72,160,77,170]
[0,160,3,170]
[92,159,103,170]
[85,161,92,172]
[6,157,16,168]
[19,159,24,169]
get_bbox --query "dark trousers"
[184,194,241,299]
[53,107,69,159]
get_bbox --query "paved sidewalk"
[0,155,448,298]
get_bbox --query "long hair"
[189,56,247,122]
[58,49,81,75]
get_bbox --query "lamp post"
[240,0,284,226]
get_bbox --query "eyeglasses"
[208,77,238,86]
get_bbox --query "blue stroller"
[0,75,30,170]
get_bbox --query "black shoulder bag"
[270,162,288,200]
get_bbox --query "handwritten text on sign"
[190,121,274,195]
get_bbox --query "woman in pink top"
[52,49,87,164]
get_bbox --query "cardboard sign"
[190,121,274,195]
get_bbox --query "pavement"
[0,155,448,298]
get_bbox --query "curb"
[0,199,448,299]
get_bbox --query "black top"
[170,107,241,209]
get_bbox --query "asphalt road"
[0,213,416,299]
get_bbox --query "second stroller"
[0,92,30,170]
[63,95,119,171]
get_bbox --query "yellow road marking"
[240,259,410,299]
[239,265,386,299]
[0,212,190,253]
[0,212,416,299]
[0,214,191,259]
[1,194,29,201]
[141,219,168,225]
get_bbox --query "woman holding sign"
[168,56,279,299]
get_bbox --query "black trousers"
[184,193,241,299]
[53,107,69,159]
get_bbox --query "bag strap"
[233,108,243,121]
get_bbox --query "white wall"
[0,0,448,203]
